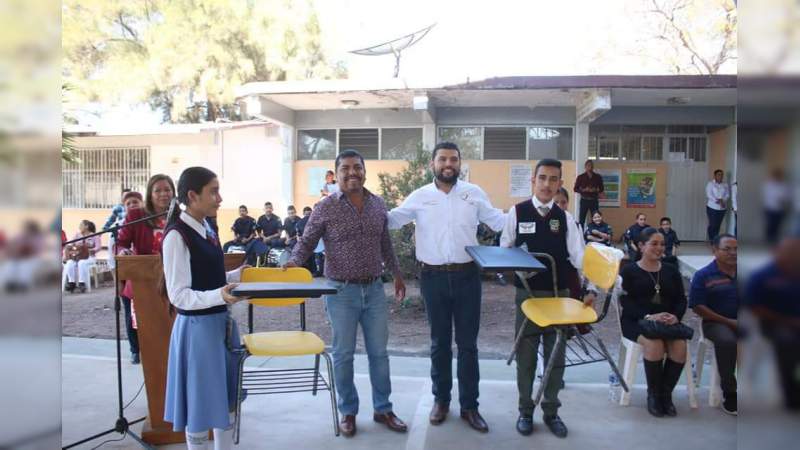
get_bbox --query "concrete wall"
[594,106,735,125]
[291,159,577,214]
[436,107,576,125]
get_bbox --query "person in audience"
[620,227,688,418]
[584,211,613,247]
[103,188,131,230]
[116,174,175,364]
[658,217,681,265]
[64,220,101,293]
[295,206,317,275]
[114,191,144,363]
[2,220,45,292]
[706,169,729,243]
[282,205,301,249]
[690,233,738,415]
[223,205,256,253]
[256,202,283,250]
[623,213,650,260]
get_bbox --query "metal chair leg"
[534,328,565,406]
[234,353,247,445]
[507,318,529,365]
[590,329,629,392]
[312,354,320,396]
[322,352,340,436]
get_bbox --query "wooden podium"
[116,253,246,445]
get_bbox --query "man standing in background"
[705,169,730,243]
[573,160,604,227]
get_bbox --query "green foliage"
[377,145,432,279]
[63,0,347,123]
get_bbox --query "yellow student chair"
[233,267,339,444]
[510,243,630,407]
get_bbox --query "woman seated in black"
[620,227,688,418]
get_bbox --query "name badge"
[519,222,536,234]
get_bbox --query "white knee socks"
[185,431,208,450]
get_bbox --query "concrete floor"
[61,337,736,450]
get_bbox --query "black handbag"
[637,318,694,340]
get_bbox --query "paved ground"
[61,337,736,450]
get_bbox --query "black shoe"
[647,393,664,417]
[131,353,140,365]
[78,282,87,293]
[722,395,737,416]
[661,394,677,417]
[543,415,567,438]
[65,282,76,293]
[516,415,533,436]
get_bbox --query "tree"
[63,0,347,123]
[644,0,737,74]
[377,145,432,279]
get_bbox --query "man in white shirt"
[500,158,596,439]
[763,168,791,244]
[388,142,505,433]
[706,169,730,243]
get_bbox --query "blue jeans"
[324,279,392,415]
[419,265,482,410]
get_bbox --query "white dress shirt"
[388,180,506,265]
[706,180,730,211]
[500,196,585,271]
[162,211,242,311]
[763,179,790,212]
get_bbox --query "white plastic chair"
[89,259,111,289]
[612,284,698,409]
[694,326,723,407]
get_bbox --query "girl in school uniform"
[162,167,247,450]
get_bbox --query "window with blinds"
[483,127,526,160]
[339,128,379,159]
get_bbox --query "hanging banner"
[626,168,657,208]
[596,169,621,208]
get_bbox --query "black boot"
[661,358,685,417]
[65,282,76,293]
[643,359,664,417]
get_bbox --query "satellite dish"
[349,23,436,78]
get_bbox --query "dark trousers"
[702,321,737,396]
[419,265,482,410]
[121,296,139,355]
[514,288,569,416]
[706,207,726,242]
[578,198,599,227]
[765,210,786,244]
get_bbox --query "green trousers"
[514,287,569,417]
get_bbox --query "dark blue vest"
[165,217,227,313]
[513,200,571,291]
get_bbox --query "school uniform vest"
[513,200,571,291]
[165,218,227,314]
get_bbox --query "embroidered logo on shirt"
[519,222,536,234]
[549,219,560,233]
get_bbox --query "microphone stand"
[62,210,169,450]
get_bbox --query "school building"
[63,75,737,244]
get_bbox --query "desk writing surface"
[465,246,546,272]
[233,281,338,298]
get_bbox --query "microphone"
[166,197,180,223]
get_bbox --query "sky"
[315,0,735,85]
[78,0,737,127]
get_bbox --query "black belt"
[421,261,476,272]
[176,304,228,316]
[330,276,380,285]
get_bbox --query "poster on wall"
[307,167,331,196]
[626,168,657,208]
[595,169,621,207]
[510,164,532,198]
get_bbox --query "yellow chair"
[234,267,339,444]
[510,243,629,407]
